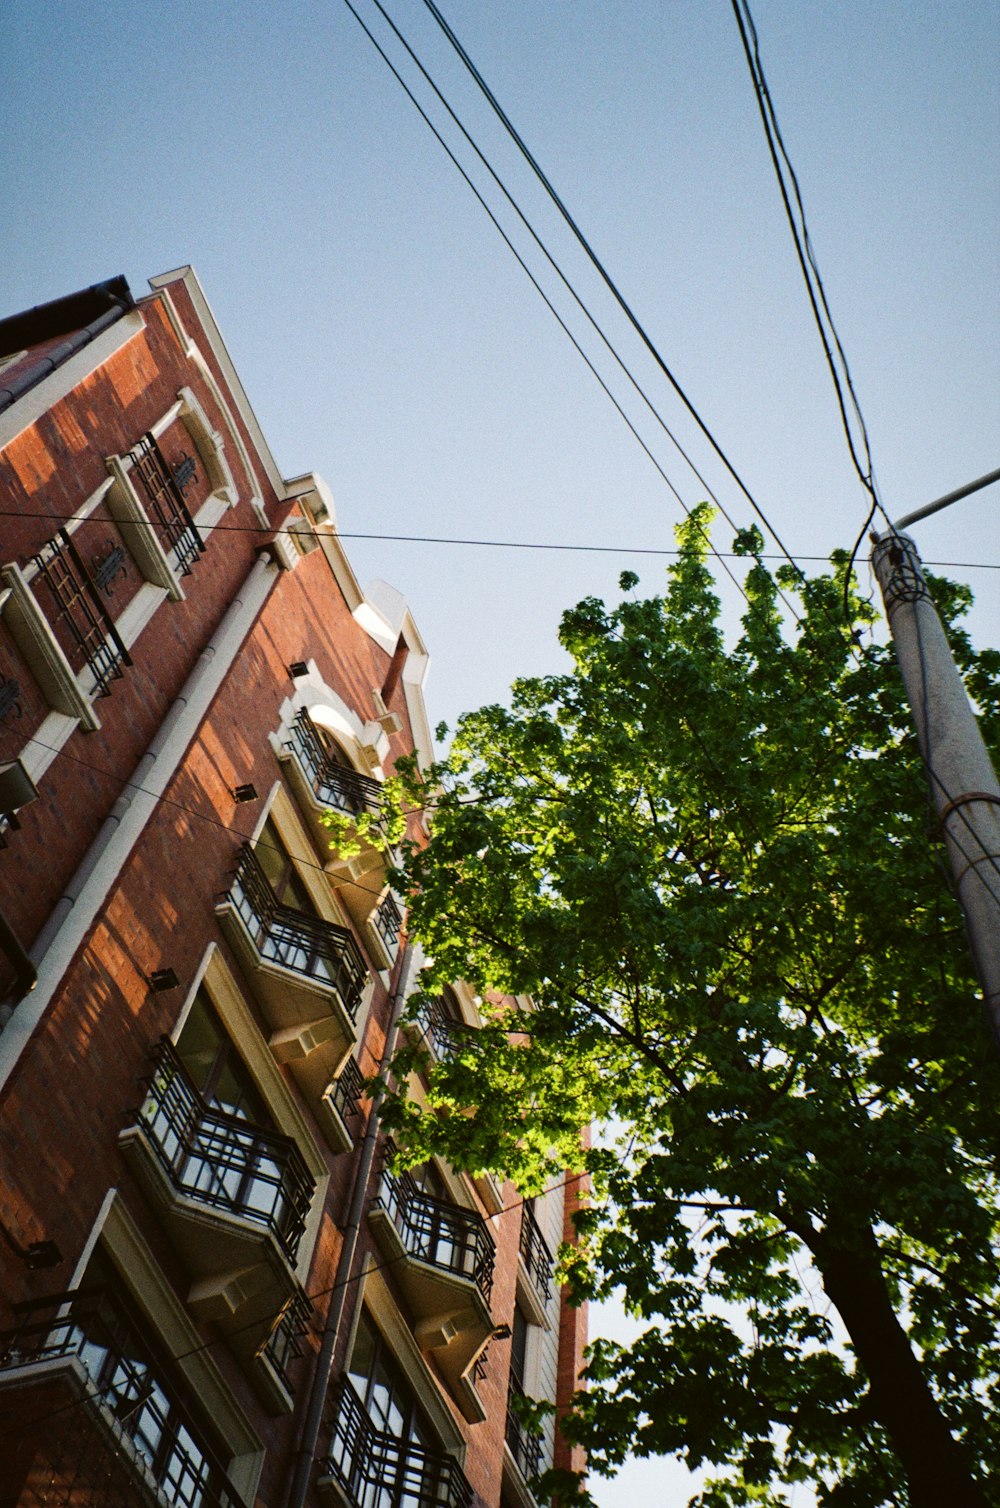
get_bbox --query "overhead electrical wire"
[3,504,998,570]
[0,1173,586,1449]
[415,0,811,595]
[360,0,769,612]
[727,0,894,618]
[338,0,760,614]
[725,0,1000,917]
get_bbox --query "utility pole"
[871,467,1000,1047]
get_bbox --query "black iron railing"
[31,530,130,697]
[225,843,368,1020]
[506,1376,544,1480]
[519,1202,554,1303]
[414,997,474,1062]
[0,1286,242,1508]
[373,891,403,958]
[326,1056,365,1126]
[284,710,384,819]
[128,431,204,574]
[262,1288,313,1393]
[374,1167,494,1304]
[137,1037,314,1263]
[320,1378,472,1508]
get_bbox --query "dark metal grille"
[320,1377,472,1508]
[414,998,473,1062]
[374,1167,494,1304]
[128,431,204,575]
[225,842,368,1020]
[31,530,130,696]
[506,1376,543,1480]
[327,1056,365,1125]
[173,452,198,494]
[374,892,403,958]
[91,538,129,595]
[519,1202,554,1303]
[0,675,22,722]
[284,709,384,818]
[137,1037,314,1263]
[0,1286,242,1507]
[261,1288,313,1393]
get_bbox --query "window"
[506,1306,543,1479]
[176,986,272,1124]
[253,816,316,914]
[284,709,384,819]
[136,990,313,1262]
[349,1309,435,1449]
[319,1311,472,1508]
[30,529,130,697]
[15,1247,243,1507]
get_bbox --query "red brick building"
[0,268,586,1508]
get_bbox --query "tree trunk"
[811,1219,987,1507]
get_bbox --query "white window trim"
[0,565,98,729]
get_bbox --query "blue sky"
[5,3,998,1501]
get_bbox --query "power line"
[4,505,1000,571]
[6,503,1000,571]
[339,0,760,614]
[359,0,770,612]
[0,1156,586,1444]
[416,0,810,595]
[727,0,896,626]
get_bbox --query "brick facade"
[0,269,587,1508]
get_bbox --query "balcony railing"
[506,1376,544,1480]
[0,1286,241,1508]
[31,530,130,697]
[414,998,474,1062]
[519,1202,554,1304]
[261,1288,313,1394]
[128,431,204,575]
[327,1056,365,1125]
[225,842,368,1019]
[319,1378,472,1508]
[137,1037,314,1263]
[373,891,404,959]
[284,710,384,819]
[373,1167,494,1304]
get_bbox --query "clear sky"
[4,2,999,1502]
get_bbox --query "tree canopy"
[382,507,1000,1507]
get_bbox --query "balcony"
[367,889,404,971]
[279,710,388,889]
[0,1286,242,1508]
[120,1039,313,1354]
[413,997,474,1063]
[505,1377,544,1496]
[517,1202,554,1327]
[283,710,384,823]
[317,1055,366,1154]
[216,842,367,1073]
[368,1168,494,1418]
[318,1378,471,1508]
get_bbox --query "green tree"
[383,507,999,1507]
